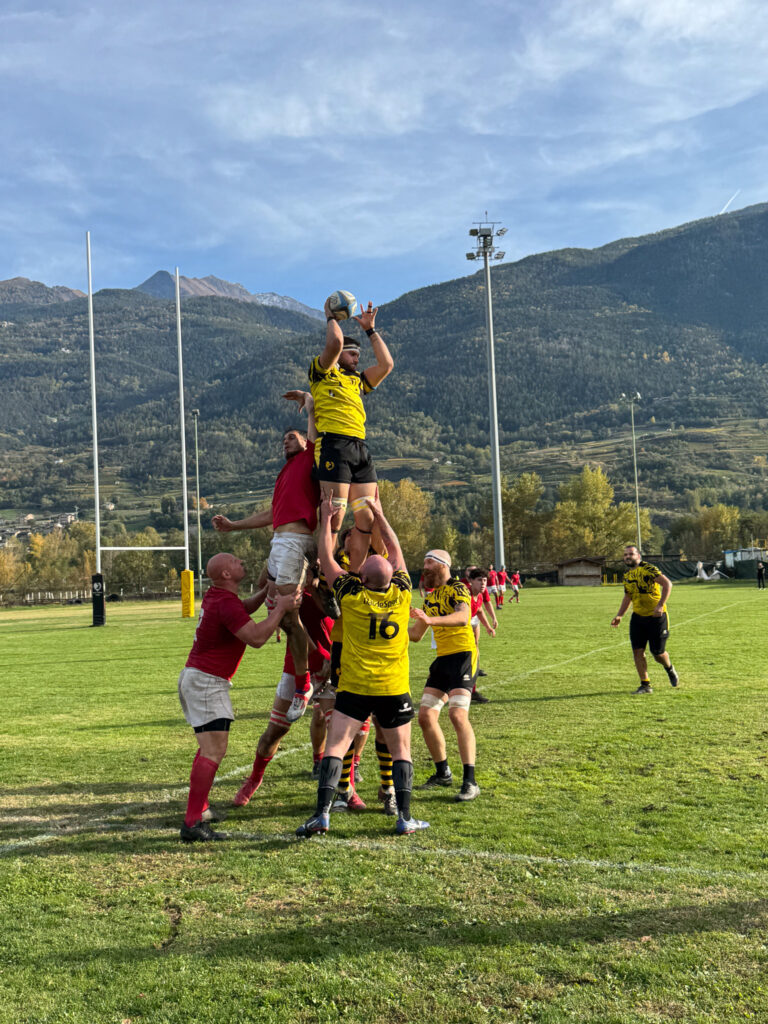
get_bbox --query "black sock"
[665,663,675,675]
[463,764,476,785]
[316,756,343,814]
[393,760,413,820]
[435,758,450,778]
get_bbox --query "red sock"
[185,755,219,827]
[313,751,323,764]
[248,753,273,789]
[294,671,311,696]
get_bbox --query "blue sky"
[3,0,768,309]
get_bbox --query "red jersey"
[186,587,253,680]
[511,573,521,587]
[470,592,485,617]
[272,441,320,532]
[498,570,508,586]
[284,591,334,676]
[488,569,498,586]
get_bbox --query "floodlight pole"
[86,232,105,625]
[192,408,203,598]
[621,392,643,551]
[467,219,507,569]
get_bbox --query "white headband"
[425,550,451,567]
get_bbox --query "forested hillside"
[2,202,768,526]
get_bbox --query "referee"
[611,544,679,695]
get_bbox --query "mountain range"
[2,202,768,528]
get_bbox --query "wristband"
[327,316,335,322]
[365,327,377,337]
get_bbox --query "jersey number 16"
[368,612,400,640]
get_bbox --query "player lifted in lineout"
[309,296,394,573]
[611,544,679,695]
[296,491,428,838]
[212,391,320,720]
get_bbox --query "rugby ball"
[327,290,357,321]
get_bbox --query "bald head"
[361,554,393,592]
[206,552,245,590]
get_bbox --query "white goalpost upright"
[87,239,194,624]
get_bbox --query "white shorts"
[178,667,234,728]
[267,533,316,587]
[470,615,479,628]
[489,585,498,594]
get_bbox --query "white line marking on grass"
[0,742,313,854]
[3,820,765,885]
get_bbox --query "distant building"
[557,557,604,587]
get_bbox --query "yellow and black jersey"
[308,355,374,439]
[422,578,475,657]
[329,550,351,642]
[332,570,411,696]
[623,561,666,617]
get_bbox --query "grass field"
[2,583,767,1024]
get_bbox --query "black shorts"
[330,641,342,689]
[629,612,669,656]
[334,690,414,729]
[314,433,377,485]
[426,651,475,694]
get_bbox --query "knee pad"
[448,691,472,710]
[420,692,445,711]
[349,496,372,514]
[269,709,290,729]
[331,497,348,513]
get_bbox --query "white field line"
[0,742,312,853]
[2,818,766,884]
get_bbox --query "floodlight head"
[495,252,505,259]
[635,391,642,400]
[192,408,200,417]
[478,227,493,237]
[466,253,477,260]
[496,227,507,236]
[620,393,627,400]
[469,228,479,236]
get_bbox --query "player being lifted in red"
[231,563,336,807]
[212,391,319,721]
[177,553,296,842]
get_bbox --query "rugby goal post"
[87,234,194,625]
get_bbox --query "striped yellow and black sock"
[375,740,393,788]
[338,744,355,793]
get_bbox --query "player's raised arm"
[365,493,404,571]
[317,298,345,370]
[317,491,345,585]
[235,591,298,648]
[354,301,393,388]
[283,390,318,443]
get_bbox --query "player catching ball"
[309,295,394,572]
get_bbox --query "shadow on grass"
[23,887,768,962]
